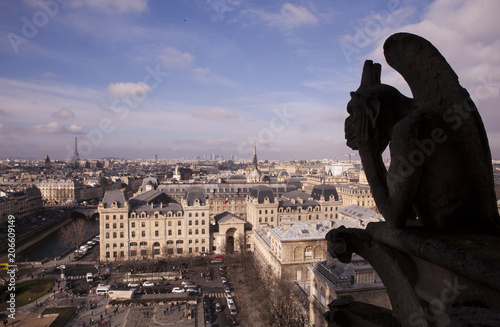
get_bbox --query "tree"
[59,219,89,259]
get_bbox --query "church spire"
[252,140,259,171]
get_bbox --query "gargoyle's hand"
[355,113,378,152]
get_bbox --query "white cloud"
[192,67,211,74]
[106,81,151,100]
[66,124,85,134]
[69,0,149,13]
[51,108,75,119]
[158,47,195,68]
[42,72,58,78]
[31,122,66,134]
[30,122,85,134]
[193,107,237,119]
[246,3,318,30]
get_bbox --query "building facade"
[308,255,391,327]
[253,221,330,284]
[99,187,211,261]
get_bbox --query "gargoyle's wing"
[383,32,460,112]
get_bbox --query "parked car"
[142,281,155,287]
[211,258,223,264]
[172,287,185,293]
[127,282,140,287]
[181,280,194,286]
[215,302,221,312]
[185,288,197,293]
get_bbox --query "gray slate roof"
[102,189,128,208]
[249,185,275,204]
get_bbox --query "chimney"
[160,202,163,209]
[151,202,153,209]
[310,222,317,230]
[283,223,291,231]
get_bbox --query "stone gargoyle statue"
[345,32,499,235]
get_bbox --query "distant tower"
[71,137,80,168]
[155,153,158,177]
[248,140,261,182]
[44,154,51,168]
[252,140,259,172]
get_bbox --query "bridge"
[70,205,99,219]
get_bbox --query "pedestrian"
[105,309,107,315]
[100,314,103,321]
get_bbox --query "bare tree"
[243,258,309,327]
[59,219,89,258]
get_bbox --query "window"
[105,223,109,229]
[105,232,109,239]
[113,232,117,238]
[189,213,192,217]
[320,288,326,306]
[168,221,172,226]
[167,248,174,254]
[120,243,124,248]
[155,230,159,237]
[155,221,158,227]
[201,220,205,225]
[130,242,137,246]
[113,215,116,220]
[113,243,117,248]
[105,215,109,220]
[141,249,147,256]
[168,230,172,236]
[105,251,110,258]
[178,230,181,235]
[178,221,181,226]
[120,232,124,238]
[189,229,192,235]
[189,220,192,226]
[195,229,199,235]
[131,231,135,238]
[140,241,147,246]
[141,222,145,228]
[201,229,205,235]
[105,244,110,249]
[120,223,124,228]
[130,250,136,256]
[141,231,145,237]
[167,240,173,245]
[177,248,183,254]
[305,246,312,258]
[195,220,198,225]
[313,282,317,298]
[131,222,135,228]
[113,223,116,228]
[120,215,123,219]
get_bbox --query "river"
[17,218,99,262]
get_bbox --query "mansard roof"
[311,184,339,201]
[102,189,128,208]
[249,185,275,204]
[185,186,206,206]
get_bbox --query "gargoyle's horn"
[359,60,382,88]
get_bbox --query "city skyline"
[1,0,500,160]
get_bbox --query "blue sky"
[1,0,499,160]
